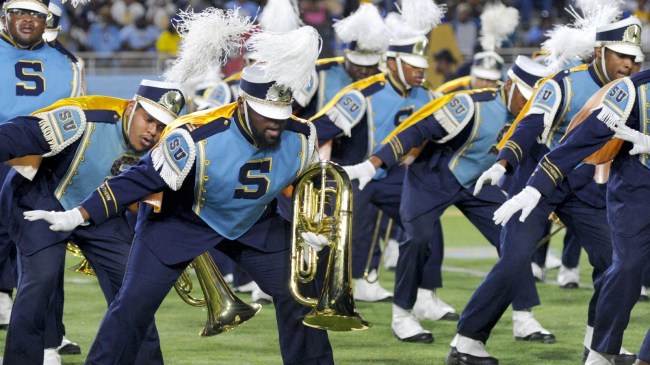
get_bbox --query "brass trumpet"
[174,252,261,336]
[291,161,370,331]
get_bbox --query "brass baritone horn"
[66,242,95,276]
[290,161,370,331]
[174,252,261,336]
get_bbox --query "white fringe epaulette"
[35,105,87,158]
[292,69,319,108]
[530,80,562,144]
[324,89,366,138]
[164,8,254,84]
[597,78,636,129]
[306,120,319,165]
[432,93,474,144]
[151,128,197,191]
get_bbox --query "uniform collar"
[234,107,257,147]
[0,30,45,50]
[386,72,412,97]
[588,62,608,88]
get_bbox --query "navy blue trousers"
[394,187,539,311]
[85,224,333,365]
[591,228,650,354]
[3,217,162,365]
[457,182,612,343]
[350,168,405,278]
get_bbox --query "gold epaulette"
[434,76,471,94]
[222,71,242,84]
[315,56,345,66]
[32,95,128,117]
[158,102,238,142]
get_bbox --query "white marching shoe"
[43,348,61,365]
[446,334,498,365]
[583,326,637,365]
[558,265,580,288]
[391,304,433,343]
[512,310,555,343]
[382,239,399,270]
[531,262,545,282]
[545,253,562,269]
[584,350,615,365]
[251,287,272,304]
[640,286,649,302]
[57,335,81,355]
[353,270,392,302]
[413,288,459,321]
[0,292,12,329]
[236,280,259,293]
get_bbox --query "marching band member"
[26,18,335,364]
[297,0,394,302]
[344,54,553,349]
[0,77,184,364]
[310,0,444,342]
[0,0,84,362]
[451,9,643,364]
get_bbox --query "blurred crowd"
[54,0,650,69]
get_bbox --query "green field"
[3,207,648,364]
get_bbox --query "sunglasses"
[7,8,47,21]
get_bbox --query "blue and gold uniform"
[0,32,83,121]
[79,103,333,365]
[456,62,615,348]
[294,57,350,119]
[0,16,85,350]
[311,72,435,280]
[376,87,541,311]
[0,93,177,365]
[525,71,650,358]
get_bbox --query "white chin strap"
[242,100,253,136]
[601,47,612,82]
[124,100,138,147]
[507,82,518,112]
[396,57,412,90]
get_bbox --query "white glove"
[493,186,542,226]
[474,163,506,196]
[342,160,376,190]
[23,208,85,232]
[300,231,329,252]
[612,123,650,155]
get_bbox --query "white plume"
[479,2,519,52]
[258,0,303,33]
[400,0,446,35]
[247,26,321,91]
[542,0,623,72]
[61,0,88,7]
[164,8,255,84]
[575,0,624,16]
[333,3,389,52]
